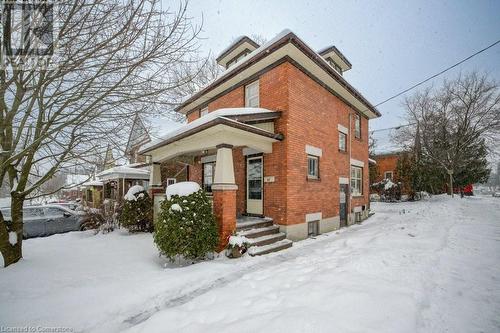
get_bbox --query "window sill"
[307,176,321,181]
[338,149,347,154]
[351,195,364,198]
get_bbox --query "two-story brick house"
[140,30,380,253]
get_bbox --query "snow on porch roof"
[139,107,281,154]
[96,165,150,180]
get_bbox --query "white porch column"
[150,163,162,187]
[212,144,237,190]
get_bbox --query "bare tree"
[402,72,500,195]
[0,0,204,266]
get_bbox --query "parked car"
[1,205,94,239]
[493,192,500,198]
[50,202,84,213]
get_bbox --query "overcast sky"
[176,0,500,131]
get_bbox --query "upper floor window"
[245,80,259,108]
[354,114,361,139]
[339,132,347,152]
[351,166,363,196]
[200,107,209,117]
[307,155,319,179]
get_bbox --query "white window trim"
[245,80,259,107]
[166,178,176,186]
[355,114,361,138]
[200,107,209,116]
[350,158,365,167]
[384,171,393,179]
[338,124,349,134]
[339,132,347,151]
[351,166,363,196]
[306,212,322,223]
[307,155,319,179]
[201,155,216,163]
[305,144,322,157]
[339,177,349,184]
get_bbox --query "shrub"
[119,185,153,232]
[154,182,218,261]
[371,179,402,202]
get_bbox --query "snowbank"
[166,181,200,200]
[124,185,145,201]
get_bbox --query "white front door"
[246,156,263,215]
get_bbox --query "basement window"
[384,171,393,180]
[308,220,319,237]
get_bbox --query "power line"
[370,123,415,133]
[372,38,500,108]
[369,38,500,134]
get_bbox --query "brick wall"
[373,154,399,183]
[184,61,370,227]
[286,65,370,225]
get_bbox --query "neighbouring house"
[370,128,407,183]
[96,164,150,203]
[139,30,380,251]
[82,180,104,209]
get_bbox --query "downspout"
[349,112,352,225]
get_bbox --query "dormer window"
[216,36,259,69]
[319,45,352,75]
[227,51,251,68]
[245,80,259,107]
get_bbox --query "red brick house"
[140,30,380,252]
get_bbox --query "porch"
[140,108,284,250]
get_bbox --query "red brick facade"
[185,61,371,228]
[212,189,237,250]
[373,154,399,183]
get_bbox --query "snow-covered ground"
[1,195,499,332]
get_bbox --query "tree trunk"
[448,171,454,198]
[0,196,24,267]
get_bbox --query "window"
[87,189,93,202]
[202,162,216,193]
[351,166,363,196]
[339,132,347,152]
[166,178,176,186]
[354,114,361,139]
[44,207,64,218]
[384,171,393,180]
[308,220,319,237]
[307,155,319,179]
[245,80,259,107]
[200,107,209,117]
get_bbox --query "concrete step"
[238,225,280,239]
[236,217,273,231]
[248,239,293,256]
[248,232,286,247]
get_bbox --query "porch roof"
[139,108,283,163]
[96,166,150,181]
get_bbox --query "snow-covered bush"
[226,235,250,258]
[371,179,402,202]
[119,185,153,232]
[154,182,218,262]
